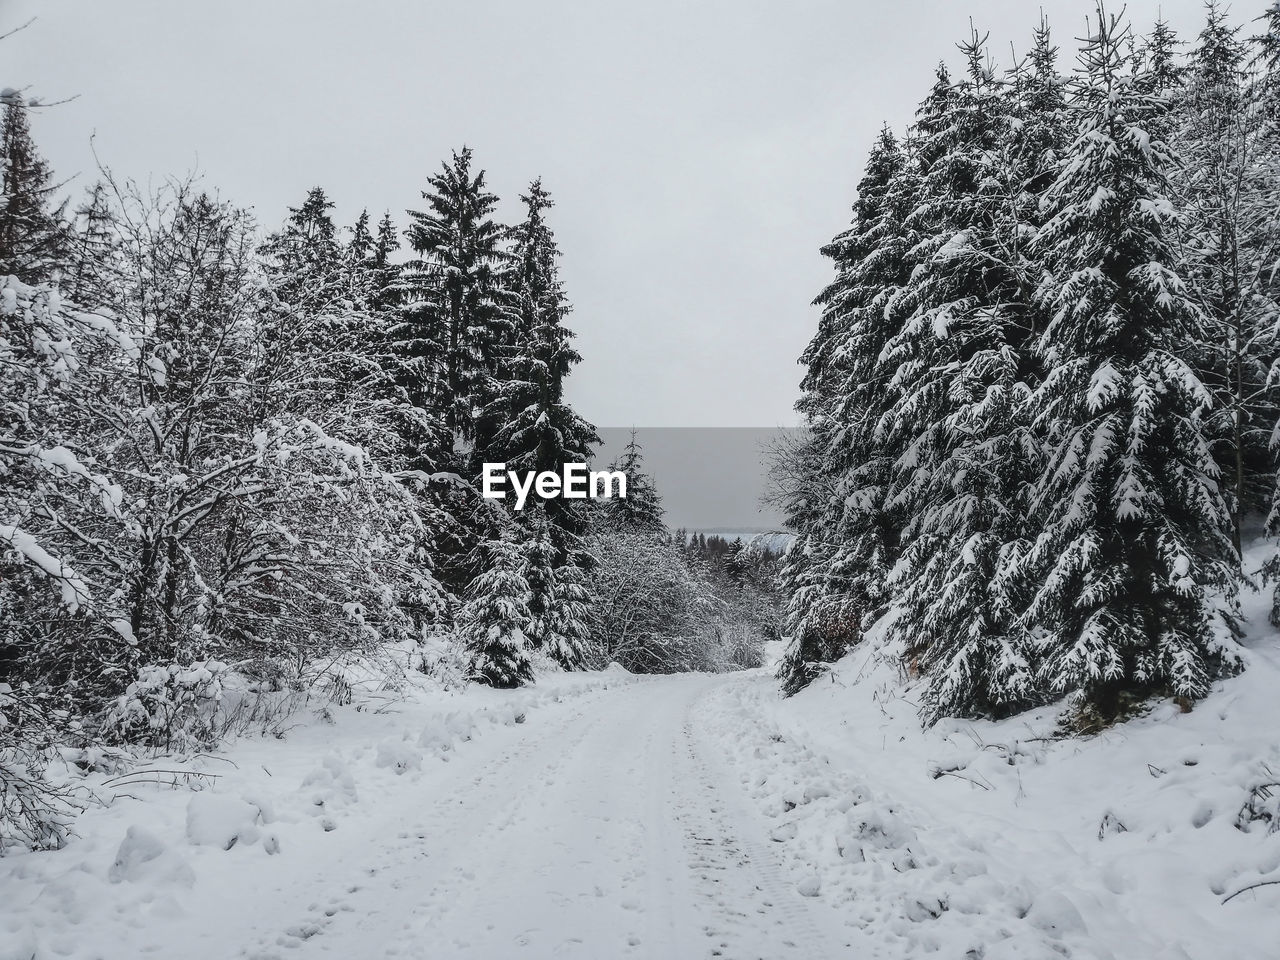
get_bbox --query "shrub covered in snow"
[0,683,80,853]
[102,661,228,752]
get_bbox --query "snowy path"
[10,662,1280,960]
[234,673,860,960]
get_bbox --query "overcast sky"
[7,0,1218,430]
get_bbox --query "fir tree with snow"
[600,431,665,534]
[540,559,595,670]
[522,512,593,670]
[0,95,65,284]
[349,208,373,262]
[1172,3,1279,554]
[483,179,599,533]
[1020,4,1243,718]
[778,125,913,695]
[64,182,115,305]
[398,147,512,457]
[877,29,1048,721]
[459,535,535,688]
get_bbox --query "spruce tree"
[1249,3,1280,622]
[366,213,403,315]
[66,182,116,304]
[484,179,599,532]
[1021,5,1242,717]
[459,535,535,687]
[350,208,373,262]
[878,29,1047,721]
[399,148,512,456]
[541,558,595,669]
[1174,3,1278,555]
[1257,2,1280,79]
[1013,14,1072,198]
[601,431,665,533]
[258,187,365,416]
[1136,17,1184,96]
[521,510,592,669]
[521,509,558,655]
[778,126,911,695]
[0,95,65,283]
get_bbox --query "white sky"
[6,0,1218,428]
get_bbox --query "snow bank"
[185,793,275,852]
[704,581,1280,958]
[109,826,195,887]
[0,661,634,959]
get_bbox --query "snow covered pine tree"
[1020,4,1243,720]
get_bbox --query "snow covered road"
[227,673,861,960]
[32,659,1278,959]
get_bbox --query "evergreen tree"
[375,212,398,263]
[1248,3,1280,622]
[263,187,342,297]
[777,126,912,695]
[459,535,535,687]
[1136,17,1184,96]
[1012,14,1071,198]
[0,95,64,283]
[484,179,599,532]
[365,213,404,316]
[1021,5,1242,717]
[350,208,373,262]
[541,558,595,669]
[399,148,512,457]
[258,186,366,417]
[1174,2,1278,554]
[1135,17,1185,147]
[66,182,116,304]
[878,29,1046,721]
[521,510,592,669]
[521,509,558,654]
[1257,2,1280,79]
[601,431,665,533]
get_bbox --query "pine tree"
[1136,17,1184,96]
[601,431,665,533]
[521,509,558,654]
[1257,2,1280,79]
[483,179,599,532]
[363,212,404,324]
[263,187,342,298]
[1173,2,1278,555]
[0,95,65,283]
[66,182,116,304]
[459,536,535,687]
[1021,5,1242,718]
[1013,14,1071,197]
[541,558,595,669]
[777,126,912,695]
[257,187,367,417]
[1134,17,1185,148]
[350,208,373,262]
[1248,3,1280,623]
[399,148,512,457]
[521,510,592,669]
[373,212,398,267]
[877,28,1047,721]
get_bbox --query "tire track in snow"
[377,702,609,956]
[670,701,858,959]
[239,689,612,959]
[244,673,861,960]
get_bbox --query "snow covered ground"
[0,663,860,960]
[4,613,1280,958]
[716,583,1280,958]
